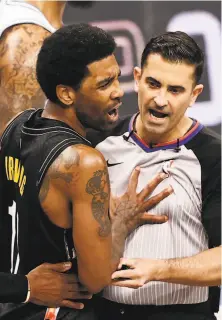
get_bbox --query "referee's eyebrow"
[146,76,185,91]
[146,77,161,86]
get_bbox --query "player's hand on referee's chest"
[109,167,173,235]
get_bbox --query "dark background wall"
[64,1,221,134]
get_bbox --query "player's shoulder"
[87,114,132,147]
[52,143,106,173]
[2,23,51,39]
[1,23,51,57]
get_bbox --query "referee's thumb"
[45,262,72,273]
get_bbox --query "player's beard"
[67,1,94,8]
[75,107,108,132]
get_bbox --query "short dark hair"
[141,31,204,83]
[36,23,116,103]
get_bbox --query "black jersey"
[0,109,94,319]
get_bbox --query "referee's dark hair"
[36,23,116,104]
[141,31,204,84]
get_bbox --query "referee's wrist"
[22,276,31,303]
[153,259,170,282]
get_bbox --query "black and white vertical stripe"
[97,136,209,305]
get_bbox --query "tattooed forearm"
[109,195,137,270]
[111,219,128,268]
[86,169,111,237]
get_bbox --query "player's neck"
[42,101,86,138]
[25,1,66,29]
[135,114,193,146]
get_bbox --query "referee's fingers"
[111,279,142,289]
[112,269,135,280]
[116,258,136,271]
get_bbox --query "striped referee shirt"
[89,114,221,306]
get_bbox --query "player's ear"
[56,85,76,106]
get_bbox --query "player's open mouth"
[108,102,122,118]
[149,109,169,119]
[108,108,118,117]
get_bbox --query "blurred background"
[64,1,221,134]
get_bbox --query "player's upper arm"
[71,145,112,293]
[40,144,112,293]
[0,24,50,134]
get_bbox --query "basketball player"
[0,24,172,319]
[90,31,221,320]
[0,0,97,310]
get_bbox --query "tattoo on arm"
[39,174,50,203]
[0,42,8,58]
[0,25,50,134]
[86,169,111,237]
[39,149,80,203]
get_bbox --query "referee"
[91,31,221,320]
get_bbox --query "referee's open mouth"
[149,109,169,118]
[147,108,170,124]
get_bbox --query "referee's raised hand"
[109,167,173,235]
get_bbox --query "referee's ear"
[133,67,141,93]
[190,84,204,107]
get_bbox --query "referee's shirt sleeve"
[202,160,221,249]
[0,273,28,303]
